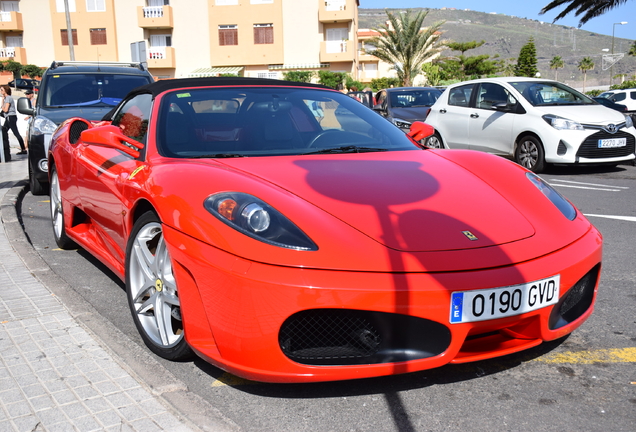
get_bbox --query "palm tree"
[540,0,631,27]
[578,56,595,92]
[367,9,445,87]
[550,56,565,81]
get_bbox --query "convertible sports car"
[48,77,602,383]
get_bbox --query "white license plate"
[598,138,626,148]
[449,275,560,324]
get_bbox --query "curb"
[1,181,240,432]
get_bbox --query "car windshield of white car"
[511,81,595,107]
[156,87,419,158]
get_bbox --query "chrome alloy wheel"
[128,222,184,349]
[518,139,539,169]
[50,170,64,241]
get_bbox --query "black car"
[373,87,442,132]
[9,78,40,91]
[592,96,628,113]
[17,61,154,195]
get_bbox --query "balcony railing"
[0,10,23,31]
[143,6,164,18]
[146,46,175,68]
[137,5,173,29]
[0,47,15,57]
[148,46,166,59]
[319,0,354,22]
[325,0,346,11]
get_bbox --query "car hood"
[389,106,432,122]
[532,105,626,124]
[220,150,535,252]
[38,106,112,124]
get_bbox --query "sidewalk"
[0,140,221,431]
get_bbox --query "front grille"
[279,309,451,366]
[576,131,635,159]
[549,265,599,330]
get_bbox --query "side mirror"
[407,121,434,142]
[493,102,511,112]
[80,125,144,159]
[17,97,34,116]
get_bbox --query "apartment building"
[0,0,361,81]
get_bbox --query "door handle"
[470,113,479,118]
[440,108,447,114]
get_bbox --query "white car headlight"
[625,114,634,129]
[32,116,58,136]
[542,114,584,131]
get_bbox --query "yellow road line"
[211,373,257,387]
[533,347,636,364]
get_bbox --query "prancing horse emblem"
[462,231,478,241]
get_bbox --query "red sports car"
[48,77,602,383]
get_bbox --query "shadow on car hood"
[220,151,535,252]
[39,106,112,124]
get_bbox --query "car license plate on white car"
[449,275,560,324]
[598,138,626,148]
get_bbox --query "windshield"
[510,81,595,107]
[157,87,419,158]
[389,89,441,107]
[41,73,151,108]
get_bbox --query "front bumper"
[27,132,51,183]
[543,128,636,164]
[164,224,602,383]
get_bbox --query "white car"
[598,89,636,112]
[424,77,636,172]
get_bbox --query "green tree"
[437,40,499,81]
[541,0,630,27]
[421,63,442,86]
[283,71,315,83]
[370,77,400,91]
[21,64,44,79]
[345,75,364,91]
[2,60,23,81]
[514,37,538,77]
[366,9,444,86]
[550,55,565,81]
[629,41,636,57]
[578,56,595,92]
[317,71,347,89]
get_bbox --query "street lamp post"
[610,21,628,87]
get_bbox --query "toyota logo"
[606,124,618,134]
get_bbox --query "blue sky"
[359,1,636,42]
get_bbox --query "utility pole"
[64,0,75,60]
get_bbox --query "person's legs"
[7,116,26,153]
[2,124,11,161]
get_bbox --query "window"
[257,72,278,79]
[476,83,513,109]
[5,36,22,47]
[147,0,169,5]
[61,29,78,46]
[90,28,107,45]
[113,94,153,145]
[86,0,105,12]
[254,24,273,45]
[219,25,238,46]
[448,85,472,107]
[1,1,19,12]
[56,0,76,12]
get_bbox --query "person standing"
[1,85,27,156]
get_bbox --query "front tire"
[515,135,545,173]
[50,167,77,250]
[425,132,444,149]
[29,162,48,196]
[126,211,192,360]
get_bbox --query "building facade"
[0,0,362,81]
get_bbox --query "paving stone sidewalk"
[0,146,196,431]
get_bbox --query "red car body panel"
[48,80,602,382]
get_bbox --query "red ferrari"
[48,77,602,383]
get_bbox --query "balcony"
[147,46,175,69]
[319,0,355,23]
[320,40,355,63]
[137,5,173,29]
[0,47,26,63]
[0,11,23,31]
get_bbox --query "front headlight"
[624,114,633,128]
[542,114,584,131]
[527,173,577,220]
[392,118,412,129]
[32,116,58,136]
[204,192,318,251]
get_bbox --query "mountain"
[359,8,636,90]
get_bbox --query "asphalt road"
[18,163,636,432]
